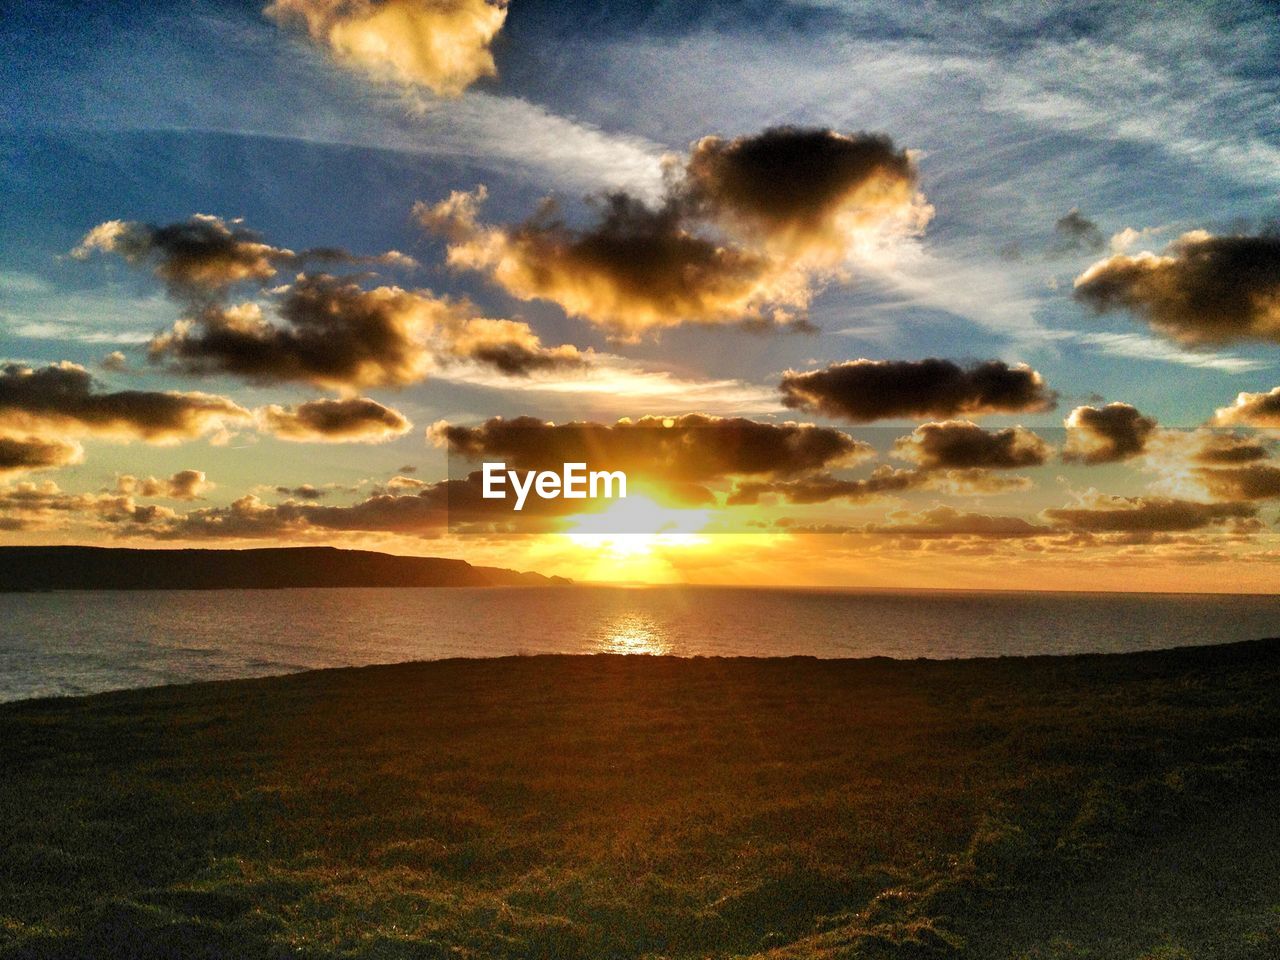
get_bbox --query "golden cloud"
[265,0,507,96]
[416,126,930,337]
[148,274,585,389]
[117,470,215,501]
[1213,386,1280,428]
[1063,403,1157,464]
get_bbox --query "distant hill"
[0,546,571,591]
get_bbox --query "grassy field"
[2,641,1280,959]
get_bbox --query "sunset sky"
[3,0,1280,590]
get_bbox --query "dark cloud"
[419,187,785,338]
[431,413,870,484]
[1074,231,1280,346]
[726,466,925,505]
[778,359,1055,423]
[1051,208,1106,254]
[1063,403,1157,464]
[725,463,1030,505]
[1213,386,1280,427]
[275,484,326,500]
[0,436,83,476]
[1193,433,1270,465]
[149,277,434,388]
[417,126,928,337]
[259,397,412,443]
[148,274,583,388]
[684,127,920,258]
[74,214,414,300]
[1043,495,1256,532]
[892,420,1051,470]
[76,214,583,389]
[867,505,1052,539]
[1194,464,1280,501]
[0,362,249,441]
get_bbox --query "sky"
[2,0,1280,590]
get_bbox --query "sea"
[2,585,1278,702]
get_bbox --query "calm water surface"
[2,585,1278,701]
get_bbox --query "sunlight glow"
[564,494,711,557]
[595,614,672,655]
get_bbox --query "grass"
[2,641,1280,959]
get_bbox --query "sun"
[563,494,711,557]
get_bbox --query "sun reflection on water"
[596,614,672,655]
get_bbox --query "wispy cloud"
[1067,331,1268,374]
[432,354,783,415]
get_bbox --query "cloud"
[73,214,414,300]
[148,274,584,388]
[683,127,927,263]
[1109,226,1163,254]
[160,490,445,538]
[0,480,180,530]
[1193,433,1269,465]
[891,420,1051,470]
[1074,230,1280,346]
[418,186,791,338]
[1063,402,1157,464]
[431,413,870,484]
[131,472,571,540]
[1043,495,1256,532]
[258,397,412,443]
[726,465,925,505]
[1067,331,1267,374]
[117,469,214,500]
[431,351,782,414]
[0,436,83,476]
[275,484,327,500]
[1213,386,1280,427]
[726,463,1031,505]
[265,0,508,97]
[437,315,588,375]
[416,126,929,337]
[1051,208,1105,254]
[1194,464,1280,501]
[0,362,250,442]
[866,505,1051,539]
[778,359,1055,423]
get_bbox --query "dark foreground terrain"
[2,641,1279,959]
